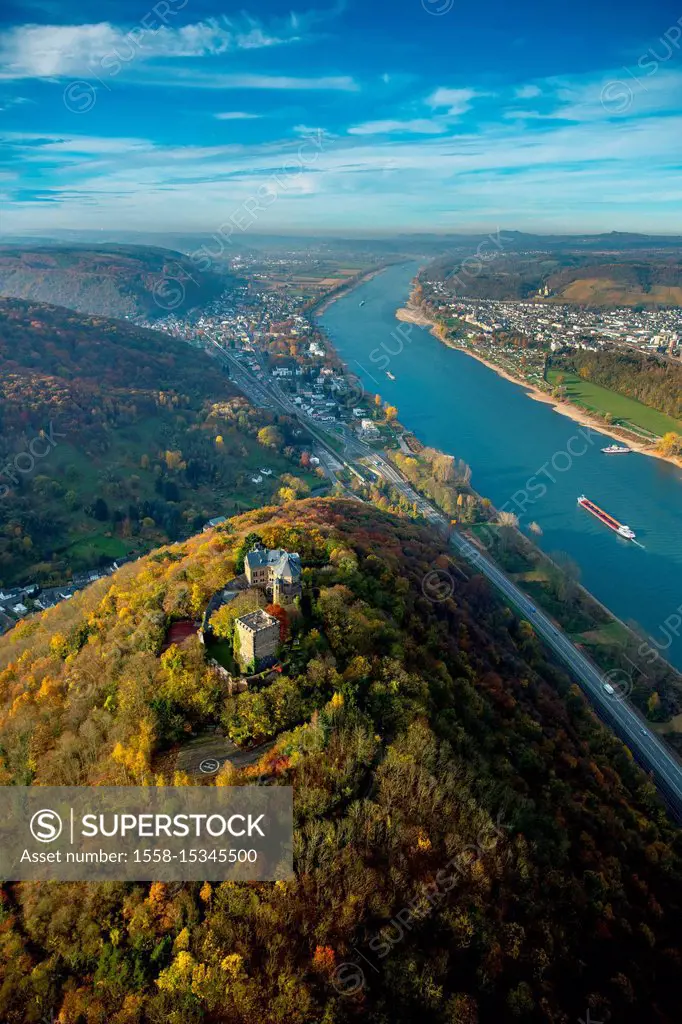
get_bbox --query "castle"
[244,542,302,604]
[234,609,280,670]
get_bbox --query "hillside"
[0,498,680,1023]
[0,299,318,585]
[547,261,682,307]
[424,253,682,307]
[0,245,229,319]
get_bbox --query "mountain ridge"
[0,244,229,319]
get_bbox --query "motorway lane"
[451,532,682,814]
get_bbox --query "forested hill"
[1,498,680,1023]
[0,244,228,319]
[0,299,313,584]
[423,252,682,306]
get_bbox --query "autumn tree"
[656,432,682,458]
[257,426,284,449]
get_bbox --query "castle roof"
[236,609,278,633]
[245,546,301,580]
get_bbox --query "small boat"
[602,444,631,454]
[359,300,365,307]
[386,371,396,380]
[577,495,635,540]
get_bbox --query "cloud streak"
[0,12,304,79]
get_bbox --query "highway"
[201,334,682,816]
[362,446,682,816]
[449,531,682,815]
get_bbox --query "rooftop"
[237,609,279,632]
[245,545,301,579]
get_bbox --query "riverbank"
[320,259,682,676]
[396,300,682,471]
[312,264,393,316]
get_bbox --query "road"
[201,334,682,816]
[362,446,682,816]
[205,340,370,493]
[449,531,682,815]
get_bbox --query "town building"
[235,609,280,668]
[360,418,380,438]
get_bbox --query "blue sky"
[1,0,681,235]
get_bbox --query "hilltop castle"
[244,542,302,604]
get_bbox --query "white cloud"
[515,84,541,99]
[5,65,682,234]
[426,87,479,116]
[0,15,302,79]
[145,70,358,91]
[503,109,551,120]
[293,125,333,137]
[348,118,446,135]
[215,111,261,120]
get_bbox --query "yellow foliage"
[416,829,432,852]
[147,882,167,907]
[220,953,244,977]
[111,718,155,780]
[49,633,68,659]
[156,951,195,992]
[656,431,682,458]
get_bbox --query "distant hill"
[0,244,229,319]
[424,251,682,306]
[547,260,682,306]
[0,299,316,585]
[11,228,682,256]
[0,497,681,1023]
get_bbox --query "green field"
[546,369,682,438]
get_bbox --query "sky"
[1,0,681,236]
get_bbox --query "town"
[0,264,418,634]
[421,278,681,356]
[138,260,401,448]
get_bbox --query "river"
[320,261,682,673]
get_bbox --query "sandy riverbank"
[313,265,389,316]
[395,302,682,472]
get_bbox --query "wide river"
[321,261,682,673]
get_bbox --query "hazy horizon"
[1,1,681,236]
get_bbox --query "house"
[203,515,227,531]
[352,408,364,418]
[251,474,263,484]
[360,418,380,438]
[235,609,280,669]
[244,542,302,602]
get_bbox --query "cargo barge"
[577,495,636,540]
